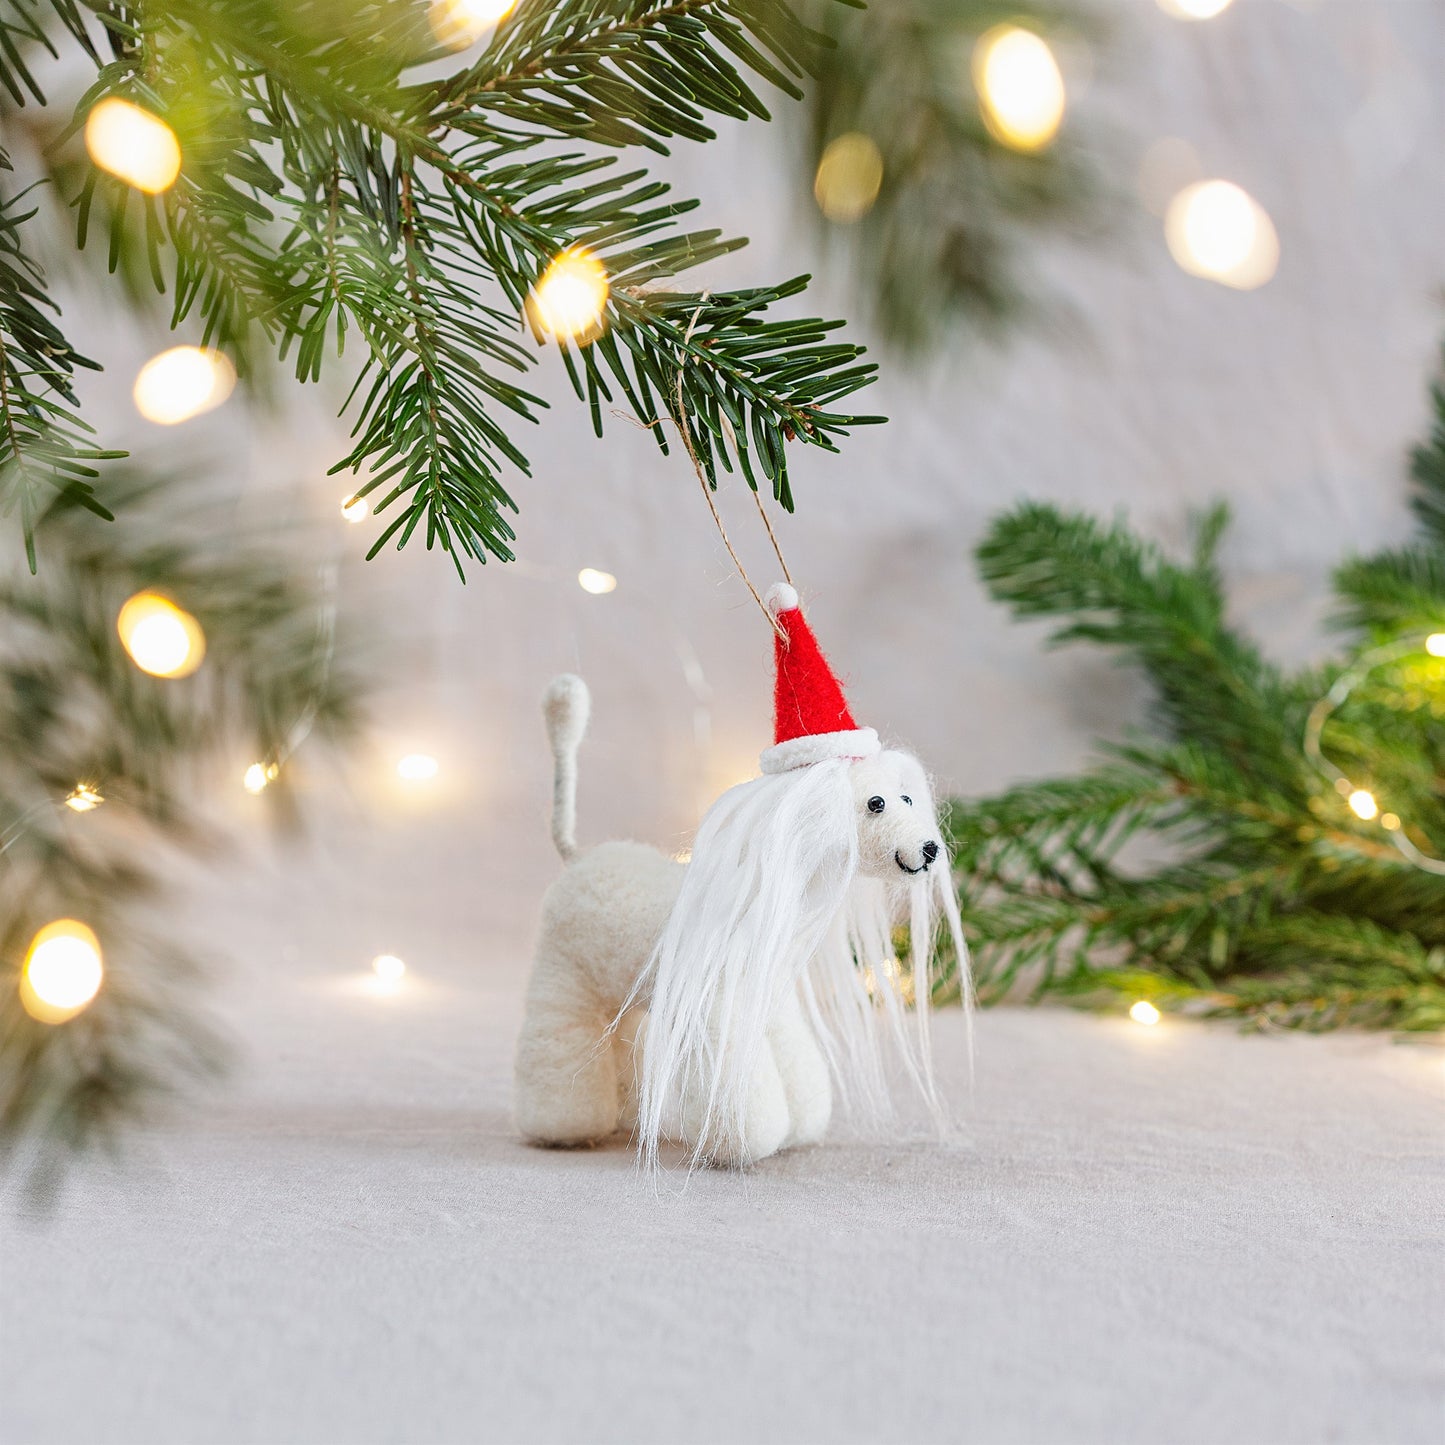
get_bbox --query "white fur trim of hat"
[759,726,880,774]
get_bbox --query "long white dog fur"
[514,674,970,1168]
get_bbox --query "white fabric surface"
[3,937,1441,1445]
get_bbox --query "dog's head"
[848,750,945,881]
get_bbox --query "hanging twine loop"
[670,295,793,642]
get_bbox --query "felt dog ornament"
[515,583,970,1168]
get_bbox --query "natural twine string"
[671,296,791,641]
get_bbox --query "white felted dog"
[514,585,970,1168]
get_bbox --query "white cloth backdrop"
[3,2,1445,1441]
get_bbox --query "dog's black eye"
[867,795,885,814]
[901,795,913,806]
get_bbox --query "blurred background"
[181,0,1444,959]
[2,0,1443,1148]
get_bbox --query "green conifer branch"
[948,348,1445,1031]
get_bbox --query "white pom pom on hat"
[765,582,800,615]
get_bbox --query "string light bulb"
[372,953,407,984]
[341,494,368,523]
[133,346,236,425]
[429,0,516,50]
[1425,634,1445,657]
[1348,789,1379,821]
[1157,0,1235,18]
[973,26,1067,153]
[1129,1000,1161,1026]
[116,591,206,678]
[84,97,181,194]
[527,248,609,344]
[577,567,617,595]
[813,132,884,223]
[20,919,103,1024]
[1164,180,1279,290]
[397,753,439,782]
[242,763,278,794]
[65,784,104,813]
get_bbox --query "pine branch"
[0,164,120,571]
[0,472,367,1183]
[798,0,1105,353]
[951,454,1445,1033]
[977,502,1306,795]
[3,0,883,573]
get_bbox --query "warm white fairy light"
[242,762,279,794]
[65,784,104,813]
[577,567,617,595]
[973,26,1066,153]
[341,494,368,523]
[372,953,407,984]
[527,248,609,344]
[84,97,181,194]
[133,346,236,425]
[1157,0,1235,19]
[1164,180,1279,290]
[813,132,884,224]
[116,591,206,679]
[429,0,516,50]
[1129,1000,1161,1026]
[20,919,103,1025]
[397,753,439,782]
[1348,789,1379,821]
[1305,634,1445,873]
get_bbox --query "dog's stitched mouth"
[895,850,930,875]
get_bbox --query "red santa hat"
[758,583,880,774]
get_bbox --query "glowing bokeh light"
[65,784,104,813]
[84,97,181,194]
[243,763,270,794]
[429,0,517,50]
[813,132,884,224]
[20,919,103,1024]
[577,567,617,595]
[133,346,236,425]
[372,953,407,984]
[1164,180,1279,290]
[341,494,368,523]
[973,26,1066,153]
[1348,789,1379,821]
[1129,999,1161,1026]
[1425,633,1445,657]
[1157,0,1235,19]
[117,591,206,678]
[527,248,609,344]
[397,754,439,782]
[1381,812,1402,832]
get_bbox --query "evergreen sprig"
[800,0,1103,353]
[0,0,883,576]
[0,154,120,571]
[944,349,1445,1031]
[0,473,365,1185]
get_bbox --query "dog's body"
[514,670,963,1168]
[514,838,835,1162]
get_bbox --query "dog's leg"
[676,1027,791,1168]
[514,954,620,1147]
[768,984,833,1149]
[612,1004,646,1135]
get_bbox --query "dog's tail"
[542,674,590,863]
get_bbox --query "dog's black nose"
[922,840,940,865]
